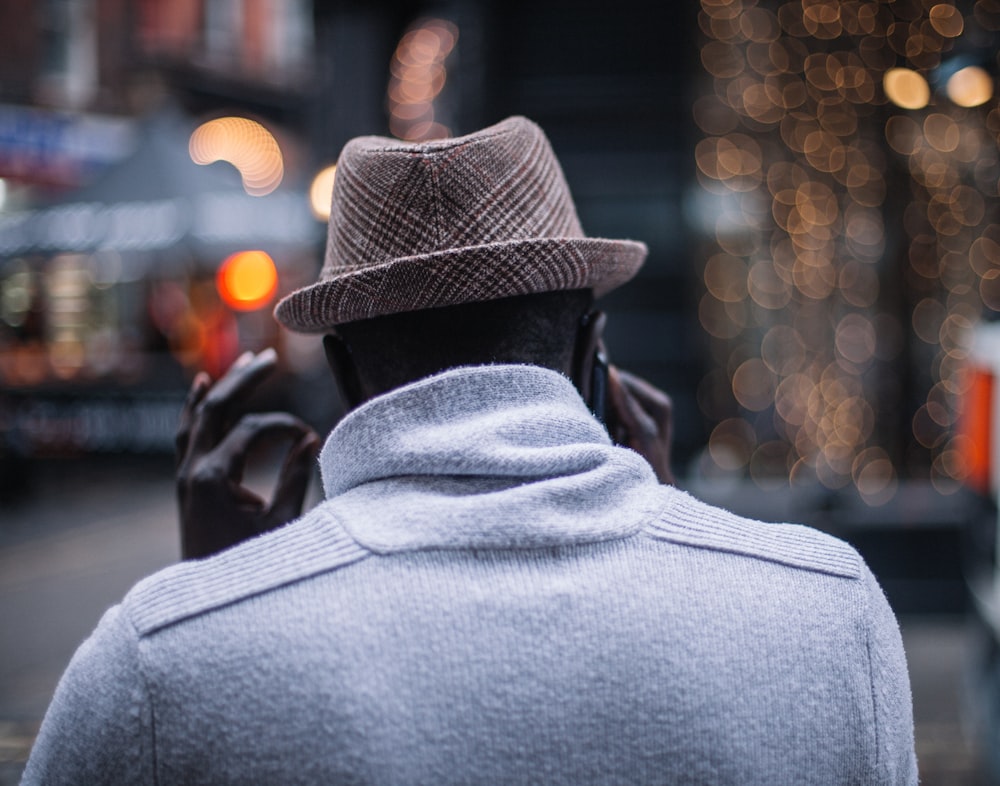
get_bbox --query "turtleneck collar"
[318,364,664,552]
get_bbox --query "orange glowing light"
[884,68,930,109]
[946,65,993,108]
[216,251,278,311]
[959,365,993,493]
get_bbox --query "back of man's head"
[333,288,594,400]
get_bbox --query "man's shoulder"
[121,504,370,638]
[646,487,862,580]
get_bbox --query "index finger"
[188,348,279,457]
[607,365,655,442]
[176,371,212,468]
[615,368,673,422]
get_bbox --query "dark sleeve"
[21,605,155,785]
[863,563,919,785]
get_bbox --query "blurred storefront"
[0,107,321,459]
[0,0,997,530]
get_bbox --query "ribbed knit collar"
[319,364,664,552]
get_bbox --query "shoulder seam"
[645,489,862,579]
[861,565,881,777]
[121,611,159,782]
[124,506,371,637]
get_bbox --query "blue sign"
[0,104,135,186]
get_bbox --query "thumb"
[264,431,321,529]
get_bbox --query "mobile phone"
[590,347,609,424]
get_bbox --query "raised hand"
[607,366,675,486]
[175,349,321,560]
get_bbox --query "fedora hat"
[274,116,647,332]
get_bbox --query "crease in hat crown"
[275,116,647,332]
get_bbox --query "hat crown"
[322,117,585,277]
[274,115,646,331]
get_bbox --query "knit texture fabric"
[23,365,917,785]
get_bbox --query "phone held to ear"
[590,347,609,424]
[575,309,610,424]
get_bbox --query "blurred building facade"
[0,0,325,459]
[0,0,705,465]
[0,0,998,503]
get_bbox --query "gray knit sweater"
[23,364,917,785]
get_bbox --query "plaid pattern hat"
[274,116,648,332]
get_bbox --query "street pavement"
[0,458,994,784]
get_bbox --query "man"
[23,117,916,784]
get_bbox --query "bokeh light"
[946,65,994,107]
[929,4,965,38]
[696,0,1000,499]
[308,164,337,221]
[216,250,278,311]
[387,18,458,142]
[884,68,931,109]
[189,117,284,196]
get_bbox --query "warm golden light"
[928,4,965,37]
[387,19,458,142]
[216,251,278,311]
[695,0,999,497]
[853,448,898,505]
[884,68,931,109]
[946,65,994,107]
[308,165,337,221]
[190,117,284,196]
[923,113,960,152]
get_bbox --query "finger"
[615,368,673,422]
[209,411,317,487]
[621,370,673,443]
[607,366,656,439]
[203,349,276,415]
[609,366,676,485]
[176,372,212,466]
[232,350,255,369]
[605,365,630,443]
[265,431,321,530]
[188,349,279,457]
[607,364,651,444]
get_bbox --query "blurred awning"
[0,103,136,188]
[0,107,321,266]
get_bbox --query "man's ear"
[571,310,606,405]
[323,334,365,410]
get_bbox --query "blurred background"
[1,0,1000,782]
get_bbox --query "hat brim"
[274,237,647,332]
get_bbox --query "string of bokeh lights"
[308,18,460,224]
[387,18,459,141]
[695,0,1000,502]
